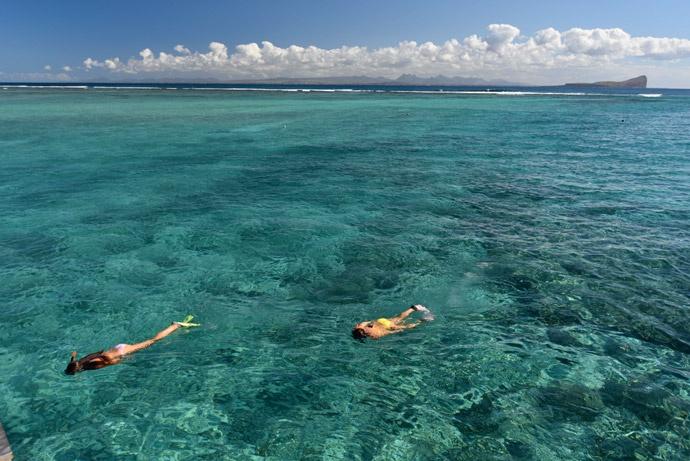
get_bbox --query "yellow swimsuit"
[376,318,394,329]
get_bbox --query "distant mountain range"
[255,74,647,88]
[16,74,649,88]
[393,74,519,86]
[565,75,647,88]
[202,74,522,86]
[88,74,523,86]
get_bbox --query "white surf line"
[388,89,605,96]
[92,86,162,90]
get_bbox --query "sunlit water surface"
[1,88,689,460]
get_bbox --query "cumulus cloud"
[44,65,52,71]
[62,65,72,72]
[485,24,521,52]
[174,44,190,54]
[81,24,690,82]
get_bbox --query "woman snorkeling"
[352,305,434,340]
[65,315,199,375]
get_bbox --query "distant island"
[564,75,647,88]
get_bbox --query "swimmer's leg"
[391,305,434,324]
[391,307,416,324]
[113,323,183,357]
[152,322,182,341]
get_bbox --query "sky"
[2,0,690,87]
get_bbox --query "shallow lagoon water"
[1,88,689,460]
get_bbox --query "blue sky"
[2,0,690,86]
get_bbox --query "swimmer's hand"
[175,315,200,328]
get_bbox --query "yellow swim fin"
[178,314,201,327]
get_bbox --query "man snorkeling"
[352,305,434,340]
[65,315,199,375]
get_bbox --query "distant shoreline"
[0,74,653,89]
[0,82,679,94]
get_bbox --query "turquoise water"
[1,88,689,460]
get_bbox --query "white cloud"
[81,24,690,84]
[44,65,52,71]
[174,44,190,54]
[84,57,121,71]
[83,58,98,69]
[62,65,72,72]
[485,24,521,53]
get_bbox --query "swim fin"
[413,304,435,321]
[178,315,201,327]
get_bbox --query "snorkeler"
[352,305,434,340]
[65,315,199,375]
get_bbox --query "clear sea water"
[1,86,689,460]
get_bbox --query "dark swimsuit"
[79,351,110,370]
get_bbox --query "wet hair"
[65,361,80,375]
[65,351,80,375]
[65,351,108,375]
[352,327,367,340]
